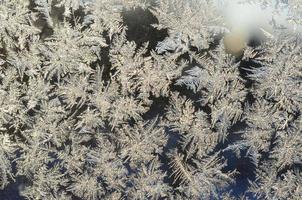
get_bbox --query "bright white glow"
[215,0,302,38]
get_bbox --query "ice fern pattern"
[0,0,301,200]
